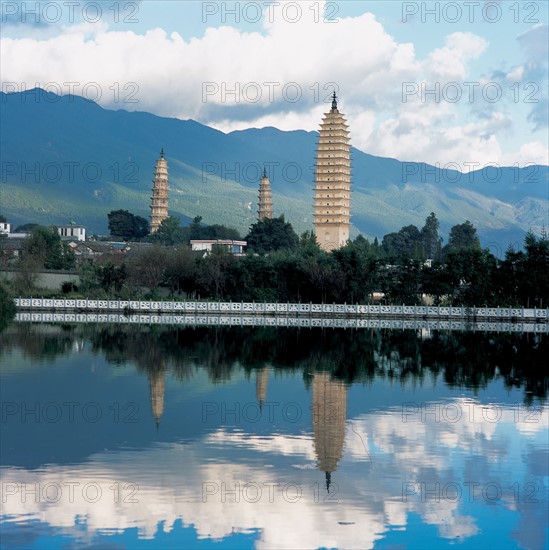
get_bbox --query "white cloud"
[0,1,546,166]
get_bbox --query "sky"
[1,0,548,169]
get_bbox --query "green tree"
[149,216,186,246]
[187,216,241,240]
[446,220,480,253]
[164,247,199,296]
[197,248,234,298]
[24,226,75,269]
[14,223,40,233]
[0,281,16,332]
[444,248,497,306]
[379,262,423,305]
[245,215,299,254]
[421,212,442,259]
[382,225,424,260]
[128,245,170,289]
[422,261,452,305]
[97,262,127,295]
[298,231,321,257]
[496,245,526,306]
[300,253,341,303]
[522,231,549,308]
[108,210,149,240]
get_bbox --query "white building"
[57,225,86,241]
[190,240,246,255]
[0,222,11,234]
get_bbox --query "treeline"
[107,211,241,243]
[75,213,547,307]
[3,211,548,308]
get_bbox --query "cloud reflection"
[1,395,547,549]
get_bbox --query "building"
[258,167,273,220]
[67,241,127,263]
[190,240,247,255]
[150,148,169,233]
[0,237,26,263]
[313,92,352,251]
[312,371,347,492]
[0,222,11,234]
[56,225,86,241]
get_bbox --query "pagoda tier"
[313,93,352,251]
[150,149,169,233]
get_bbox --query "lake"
[1,322,547,549]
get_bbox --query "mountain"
[1,88,547,252]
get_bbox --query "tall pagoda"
[258,167,273,220]
[150,148,169,233]
[313,92,352,251]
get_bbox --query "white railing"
[12,298,548,320]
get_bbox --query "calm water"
[0,323,547,550]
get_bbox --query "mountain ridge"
[0,88,547,251]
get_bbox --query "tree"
[300,253,341,303]
[298,231,321,256]
[0,281,16,332]
[97,262,127,295]
[245,215,299,254]
[522,231,549,308]
[382,225,424,260]
[188,216,242,240]
[164,247,199,296]
[14,223,40,233]
[421,212,442,259]
[24,226,75,269]
[14,256,40,294]
[446,221,480,252]
[444,248,497,306]
[197,248,234,298]
[0,214,6,223]
[149,216,186,246]
[129,246,170,289]
[108,210,149,240]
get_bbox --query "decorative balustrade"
[11,298,548,321]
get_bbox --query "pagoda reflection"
[312,372,348,492]
[255,367,269,410]
[148,369,165,429]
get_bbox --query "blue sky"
[1,1,547,167]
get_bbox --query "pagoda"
[150,148,169,233]
[258,167,273,220]
[313,92,352,251]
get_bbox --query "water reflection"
[0,323,547,549]
[2,322,547,401]
[312,373,347,492]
